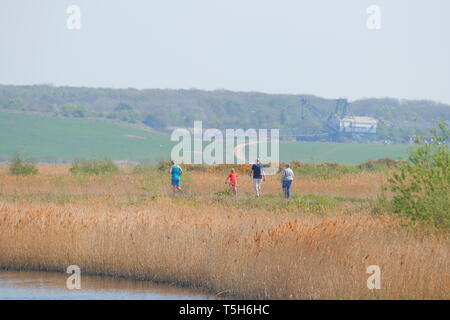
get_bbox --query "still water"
[0,270,215,300]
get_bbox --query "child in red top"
[225,168,238,196]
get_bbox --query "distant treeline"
[1,84,449,142]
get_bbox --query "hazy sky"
[1,0,449,103]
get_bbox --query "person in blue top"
[169,160,183,193]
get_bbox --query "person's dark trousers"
[282,180,292,198]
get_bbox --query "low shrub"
[9,154,38,176]
[358,158,404,171]
[70,158,119,175]
[388,120,449,229]
[287,161,358,179]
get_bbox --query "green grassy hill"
[0,112,411,163]
[0,112,173,162]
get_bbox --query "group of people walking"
[169,159,295,198]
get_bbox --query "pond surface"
[0,270,215,300]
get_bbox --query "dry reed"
[0,166,448,299]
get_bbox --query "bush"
[285,159,405,179]
[388,120,449,228]
[9,154,38,176]
[70,158,119,175]
[287,161,358,179]
[358,158,404,171]
[157,158,171,171]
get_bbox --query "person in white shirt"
[281,164,294,198]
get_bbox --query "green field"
[280,141,411,164]
[0,112,173,162]
[0,112,412,163]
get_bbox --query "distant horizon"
[2,82,449,106]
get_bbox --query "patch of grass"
[334,196,369,203]
[213,188,233,197]
[70,158,119,175]
[211,193,340,215]
[9,153,38,176]
[132,163,157,174]
[123,194,162,206]
[0,192,91,204]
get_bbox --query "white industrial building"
[337,116,378,134]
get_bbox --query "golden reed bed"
[0,166,448,299]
